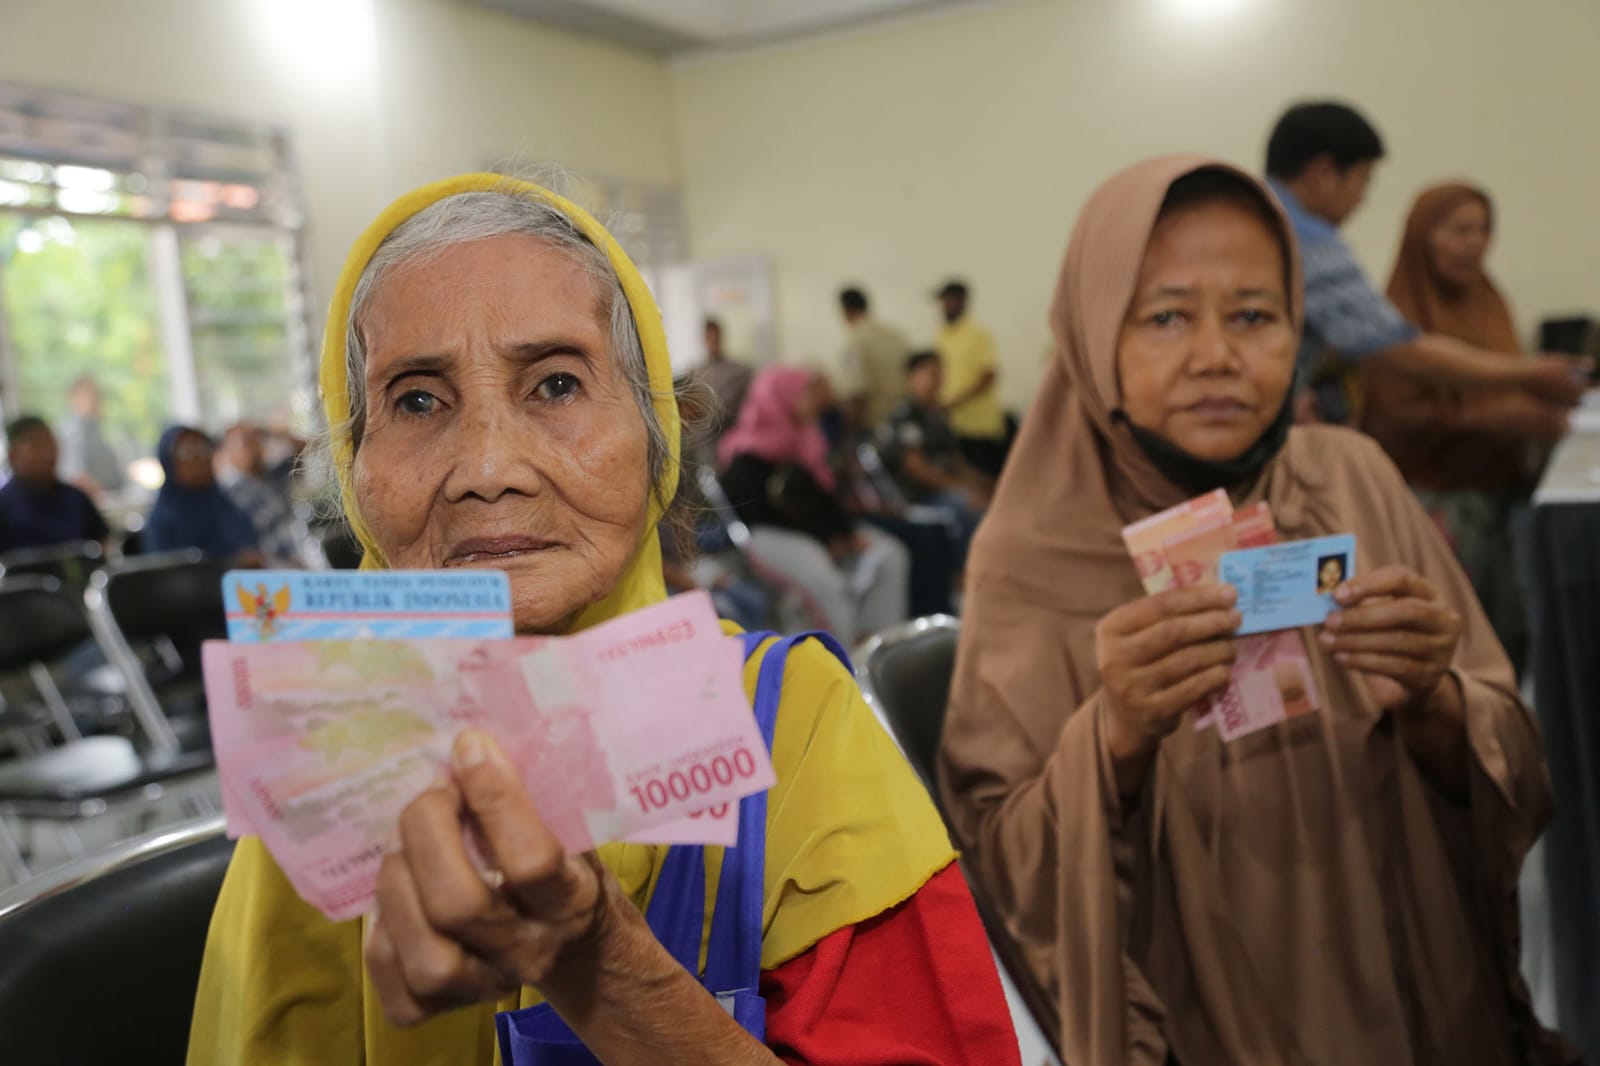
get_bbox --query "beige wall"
[4,0,1596,411]
[0,0,680,316]
[671,0,1600,410]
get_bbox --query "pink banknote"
[1120,488,1233,593]
[626,804,739,847]
[1161,502,1321,741]
[202,592,772,920]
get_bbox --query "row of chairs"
[0,542,226,883]
[0,613,1063,1065]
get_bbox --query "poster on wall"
[659,255,777,376]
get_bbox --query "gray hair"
[339,188,670,507]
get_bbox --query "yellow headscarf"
[190,176,955,1065]
[319,173,679,631]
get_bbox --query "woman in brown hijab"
[1362,184,1566,673]
[938,156,1572,1065]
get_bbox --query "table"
[1528,393,1600,1056]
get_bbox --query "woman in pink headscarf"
[717,366,910,643]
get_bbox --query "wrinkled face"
[1116,197,1296,463]
[9,426,57,483]
[172,431,216,489]
[907,359,943,404]
[1427,196,1491,290]
[352,234,652,634]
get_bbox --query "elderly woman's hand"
[364,731,613,1027]
[1095,584,1239,795]
[1319,565,1462,715]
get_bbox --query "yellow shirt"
[187,631,956,1065]
[838,318,912,429]
[937,316,1005,439]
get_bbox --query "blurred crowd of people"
[0,104,1587,666]
[656,101,1589,669]
[0,381,318,572]
[672,279,1005,645]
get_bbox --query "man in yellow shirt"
[933,279,1007,476]
[837,286,912,432]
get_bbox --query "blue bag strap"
[641,844,706,974]
[703,630,851,992]
[641,631,779,975]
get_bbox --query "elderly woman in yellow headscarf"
[187,176,1020,1065]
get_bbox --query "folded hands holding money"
[1097,564,1466,797]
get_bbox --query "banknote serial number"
[598,620,696,663]
[232,657,252,710]
[629,748,758,812]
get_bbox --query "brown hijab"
[1387,184,1520,355]
[940,157,1569,1065]
[961,155,1304,615]
[1363,183,1532,491]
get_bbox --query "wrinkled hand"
[1522,353,1592,407]
[1319,566,1461,714]
[364,731,608,1028]
[1096,585,1238,760]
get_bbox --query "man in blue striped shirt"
[1264,102,1588,423]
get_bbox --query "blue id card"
[1218,534,1356,636]
[223,570,513,642]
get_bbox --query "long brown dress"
[938,156,1572,1065]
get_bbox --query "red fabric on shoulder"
[761,862,1022,1065]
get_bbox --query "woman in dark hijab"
[144,425,262,563]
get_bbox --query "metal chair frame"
[0,813,224,920]
[0,556,222,884]
[81,552,214,761]
[0,539,106,587]
[852,613,960,759]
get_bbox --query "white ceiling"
[469,0,1000,56]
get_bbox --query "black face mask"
[1111,379,1296,497]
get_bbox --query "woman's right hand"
[1095,585,1240,789]
[364,732,609,1027]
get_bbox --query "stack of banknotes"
[205,576,766,920]
[1120,490,1331,742]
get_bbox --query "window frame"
[0,81,316,435]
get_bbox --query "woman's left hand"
[1319,565,1462,713]
[364,731,611,1027]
